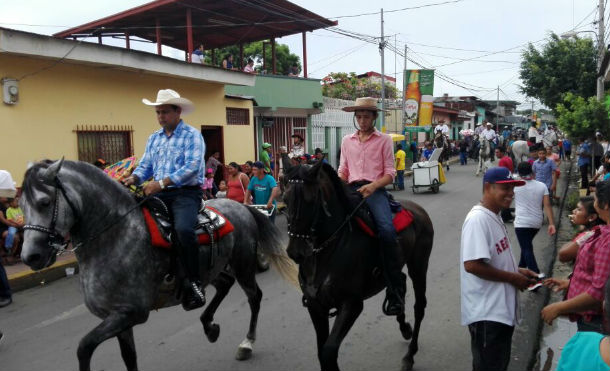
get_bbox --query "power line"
[330,0,466,19]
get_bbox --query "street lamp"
[560,30,604,101]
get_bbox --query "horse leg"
[117,328,138,371]
[320,300,363,371]
[233,267,263,361]
[396,312,413,341]
[307,301,330,369]
[200,271,235,343]
[402,254,430,371]
[77,311,147,371]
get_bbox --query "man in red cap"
[460,167,538,371]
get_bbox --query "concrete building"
[0,27,256,183]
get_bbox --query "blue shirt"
[563,139,572,151]
[132,120,206,187]
[557,332,610,371]
[578,143,591,167]
[247,175,277,205]
[423,148,434,160]
[532,158,557,189]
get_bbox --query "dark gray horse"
[19,159,298,371]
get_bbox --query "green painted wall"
[226,75,323,109]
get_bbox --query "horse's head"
[20,158,80,270]
[283,161,345,264]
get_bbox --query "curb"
[8,257,78,292]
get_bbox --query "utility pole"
[380,8,385,131]
[402,44,407,128]
[597,0,605,100]
[496,86,500,133]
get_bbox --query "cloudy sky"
[0,0,601,109]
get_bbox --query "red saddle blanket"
[142,206,235,249]
[355,208,414,237]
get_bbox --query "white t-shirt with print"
[460,205,520,326]
[514,179,549,229]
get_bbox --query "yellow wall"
[0,54,254,183]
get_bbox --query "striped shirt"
[132,120,205,187]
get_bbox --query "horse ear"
[306,159,323,179]
[40,157,64,185]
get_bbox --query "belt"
[162,185,201,192]
[349,180,371,187]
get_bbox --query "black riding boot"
[180,244,206,311]
[380,240,407,316]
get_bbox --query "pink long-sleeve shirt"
[338,130,396,183]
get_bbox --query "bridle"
[23,175,81,255]
[286,177,366,254]
[23,173,151,256]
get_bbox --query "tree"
[321,72,398,100]
[556,93,610,139]
[519,33,597,111]
[204,41,301,75]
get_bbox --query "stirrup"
[382,294,404,316]
[190,282,205,302]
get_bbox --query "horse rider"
[123,89,207,311]
[434,120,450,138]
[481,122,498,161]
[338,97,406,316]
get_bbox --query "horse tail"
[245,206,300,289]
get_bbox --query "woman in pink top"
[226,162,249,203]
[338,97,404,316]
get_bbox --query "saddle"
[141,197,234,249]
[346,190,414,238]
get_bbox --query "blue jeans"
[157,188,203,281]
[351,185,396,244]
[459,151,467,165]
[4,226,17,249]
[396,170,405,190]
[515,227,540,273]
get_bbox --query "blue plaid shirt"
[132,120,205,187]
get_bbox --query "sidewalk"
[5,251,78,292]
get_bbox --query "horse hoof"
[235,338,254,361]
[400,322,413,340]
[205,323,220,343]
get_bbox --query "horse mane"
[285,162,353,212]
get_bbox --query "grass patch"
[565,190,580,212]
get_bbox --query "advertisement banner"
[403,69,435,126]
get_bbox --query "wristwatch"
[158,179,165,190]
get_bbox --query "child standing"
[202,169,215,200]
[215,180,227,198]
[4,197,24,261]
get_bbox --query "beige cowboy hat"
[0,170,17,198]
[342,97,384,112]
[142,89,194,114]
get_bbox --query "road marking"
[20,304,87,334]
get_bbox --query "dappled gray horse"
[476,136,492,176]
[20,159,298,371]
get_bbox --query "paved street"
[0,161,551,371]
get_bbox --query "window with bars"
[226,108,250,125]
[75,125,134,165]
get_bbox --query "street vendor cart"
[411,148,444,194]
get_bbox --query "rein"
[24,175,151,255]
[287,178,367,254]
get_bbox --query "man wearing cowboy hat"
[481,122,498,161]
[123,89,206,311]
[338,97,405,316]
[288,134,305,160]
[434,119,450,136]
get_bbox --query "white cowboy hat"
[485,122,492,126]
[476,122,482,126]
[142,89,194,114]
[0,170,17,198]
[342,97,384,112]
